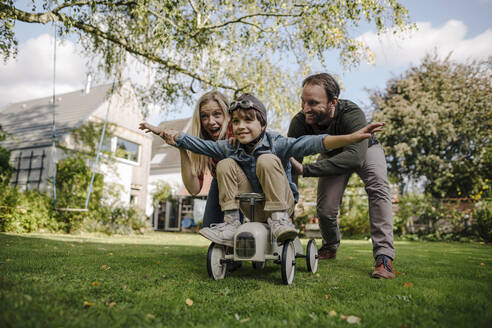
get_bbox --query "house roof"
[0,83,113,150]
[150,117,192,169]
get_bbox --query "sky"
[1,0,491,125]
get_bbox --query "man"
[288,73,395,279]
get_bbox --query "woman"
[179,90,231,227]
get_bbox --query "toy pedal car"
[206,193,319,285]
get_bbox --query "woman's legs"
[202,178,224,228]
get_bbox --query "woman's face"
[200,100,225,141]
[232,109,264,144]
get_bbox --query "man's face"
[301,83,337,125]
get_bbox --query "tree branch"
[1,3,241,92]
[192,11,301,36]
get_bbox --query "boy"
[139,94,383,247]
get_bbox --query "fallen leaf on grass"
[83,301,95,307]
[235,313,240,320]
[101,265,111,270]
[91,281,99,286]
[325,294,331,300]
[348,256,354,260]
[5,259,13,262]
[122,285,127,289]
[146,313,155,319]
[403,282,413,288]
[328,310,337,317]
[341,315,361,324]
[156,261,161,264]
[185,298,193,306]
[396,271,402,276]
[240,318,250,323]
[106,302,116,308]
[163,252,169,255]
[53,247,57,250]
[480,263,485,266]
[400,325,408,328]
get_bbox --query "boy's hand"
[289,157,303,175]
[139,122,179,145]
[352,122,385,142]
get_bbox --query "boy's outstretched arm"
[139,122,179,146]
[322,122,384,150]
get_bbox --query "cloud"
[0,34,87,107]
[358,20,492,67]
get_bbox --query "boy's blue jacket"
[175,131,328,202]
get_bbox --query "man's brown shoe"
[372,255,395,279]
[318,245,337,260]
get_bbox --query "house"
[0,81,152,212]
[147,117,213,230]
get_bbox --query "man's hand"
[290,157,303,176]
[351,122,385,143]
[139,122,179,146]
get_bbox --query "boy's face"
[231,109,264,144]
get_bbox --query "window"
[115,137,139,162]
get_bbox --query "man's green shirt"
[287,99,372,177]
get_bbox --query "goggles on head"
[228,100,254,114]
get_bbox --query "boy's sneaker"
[372,254,395,279]
[268,212,297,243]
[199,220,240,247]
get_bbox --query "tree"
[0,125,12,184]
[1,0,412,116]
[370,54,492,198]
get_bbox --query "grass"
[0,232,491,328]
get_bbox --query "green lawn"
[0,232,491,327]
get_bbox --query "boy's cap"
[232,93,267,123]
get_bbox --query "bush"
[53,156,103,232]
[84,206,149,235]
[472,203,492,242]
[394,193,491,241]
[0,184,59,233]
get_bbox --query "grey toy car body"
[206,193,319,285]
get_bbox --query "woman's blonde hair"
[189,90,230,176]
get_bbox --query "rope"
[84,79,117,209]
[51,18,57,208]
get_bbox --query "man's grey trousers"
[316,143,395,260]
